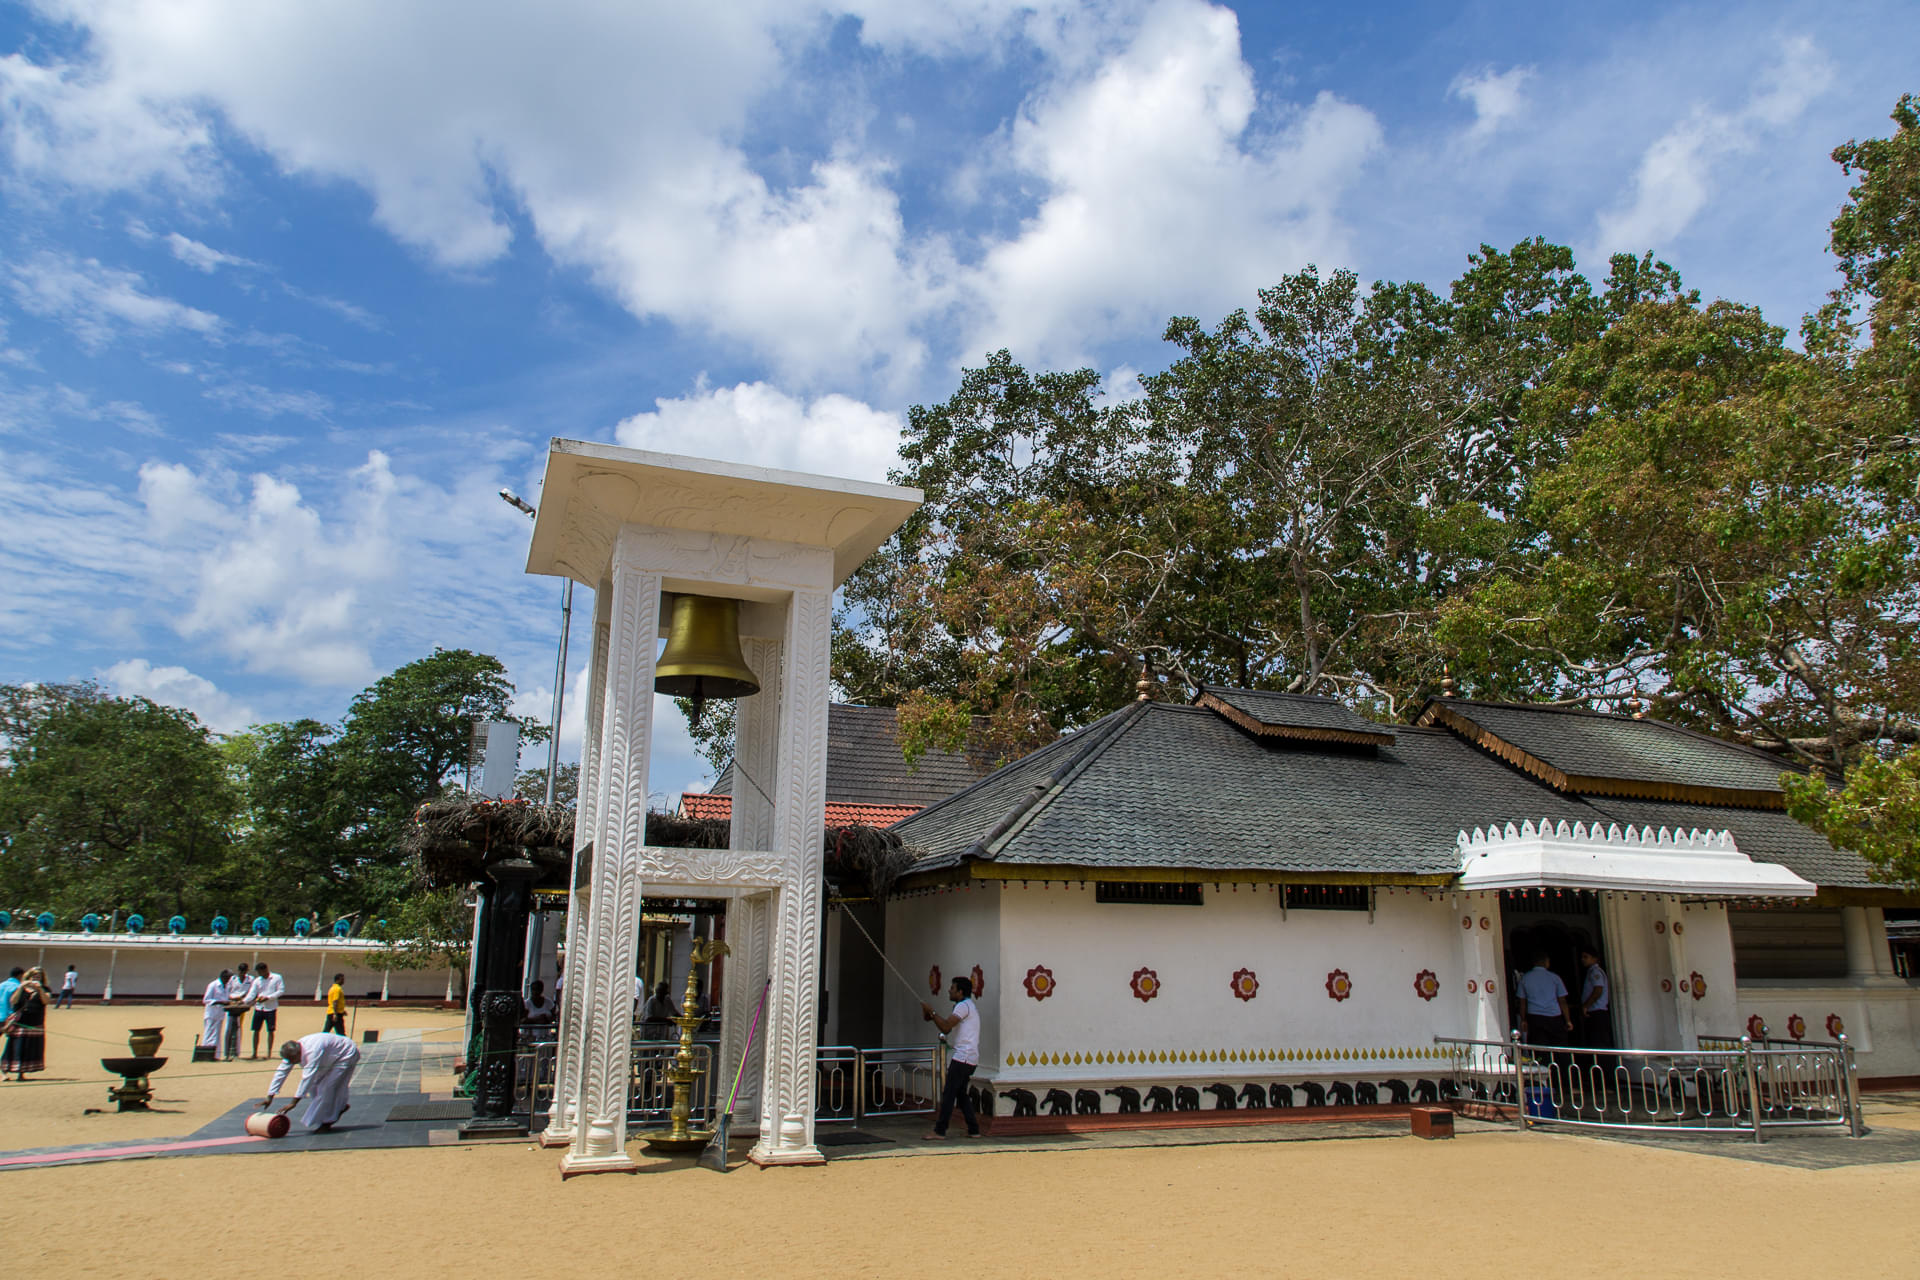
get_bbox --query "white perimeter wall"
[0,935,456,1001]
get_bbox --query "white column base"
[538,1126,574,1148]
[748,1113,825,1166]
[559,1150,640,1176]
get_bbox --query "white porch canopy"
[1456,818,1817,898]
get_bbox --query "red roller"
[246,1112,291,1139]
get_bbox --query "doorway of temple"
[1498,889,1613,1047]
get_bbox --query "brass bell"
[655,594,760,725]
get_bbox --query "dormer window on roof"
[1192,685,1396,746]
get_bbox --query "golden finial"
[1440,666,1455,698]
[1137,653,1154,702]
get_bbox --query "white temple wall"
[974,882,1466,1088]
[882,883,1001,1069]
[1735,907,1920,1079]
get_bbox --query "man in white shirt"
[247,961,285,1059]
[920,975,982,1139]
[201,970,231,1059]
[223,963,252,1060]
[57,965,77,1009]
[260,1031,362,1132]
[1520,952,1572,1045]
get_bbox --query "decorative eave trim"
[1420,703,1783,809]
[1197,692,1395,746]
[892,862,1455,891]
[1457,817,1816,898]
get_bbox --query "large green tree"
[0,686,240,920]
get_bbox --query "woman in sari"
[3,967,52,1079]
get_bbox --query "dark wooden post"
[461,857,537,1138]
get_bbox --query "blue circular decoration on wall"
[251,916,270,936]
[210,915,229,935]
[293,917,312,937]
[0,910,10,929]
[36,912,54,932]
[332,918,352,938]
[125,914,145,933]
[81,913,101,933]
[169,915,187,934]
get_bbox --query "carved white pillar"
[1663,898,1695,1049]
[752,588,832,1165]
[562,564,660,1175]
[543,582,610,1147]
[720,634,780,1129]
[1458,891,1505,1042]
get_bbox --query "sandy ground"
[7,1129,1920,1279]
[7,1008,1920,1279]
[0,1002,464,1149]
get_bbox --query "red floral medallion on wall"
[1230,968,1259,1001]
[1689,971,1706,1001]
[1787,1014,1806,1039]
[928,964,942,996]
[1325,969,1352,1002]
[1826,1013,1845,1038]
[971,965,987,1001]
[1131,967,1161,1002]
[1746,1014,1766,1038]
[1467,980,1478,994]
[1413,970,1440,1002]
[1023,965,1055,1001]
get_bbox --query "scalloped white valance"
[1456,818,1816,897]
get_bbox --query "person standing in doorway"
[1579,948,1612,1049]
[248,962,284,1059]
[921,975,982,1140]
[1520,951,1573,1046]
[57,965,77,1009]
[323,974,348,1034]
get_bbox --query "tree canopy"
[836,96,1920,881]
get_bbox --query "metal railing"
[511,1036,943,1128]
[1434,1033,1863,1141]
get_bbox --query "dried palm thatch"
[407,795,923,897]
[822,823,918,899]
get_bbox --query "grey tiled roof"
[1194,685,1394,742]
[893,698,1878,890]
[713,703,997,807]
[1428,700,1795,796]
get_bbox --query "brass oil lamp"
[638,937,730,1154]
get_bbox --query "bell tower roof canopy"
[526,438,923,589]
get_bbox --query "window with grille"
[1282,883,1370,911]
[1095,881,1203,906]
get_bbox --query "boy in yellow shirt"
[323,974,348,1035]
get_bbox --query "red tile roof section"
[676,793,922,829]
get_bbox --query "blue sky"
[0,0,1914,798]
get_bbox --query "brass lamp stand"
[638,938,730,1154]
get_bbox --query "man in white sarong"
[261,1032,362,1132]
[201,970,232,1058]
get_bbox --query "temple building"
[876,688,1920,1104]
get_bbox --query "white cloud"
[961,1,1383,364]
[615,380,903,481]
[1593,36,1833,254]
[7,251,224,351]
[165,232,257,273]
[1449,66,1532,145]
[100,658,256,732]
[0,0,1385,384]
